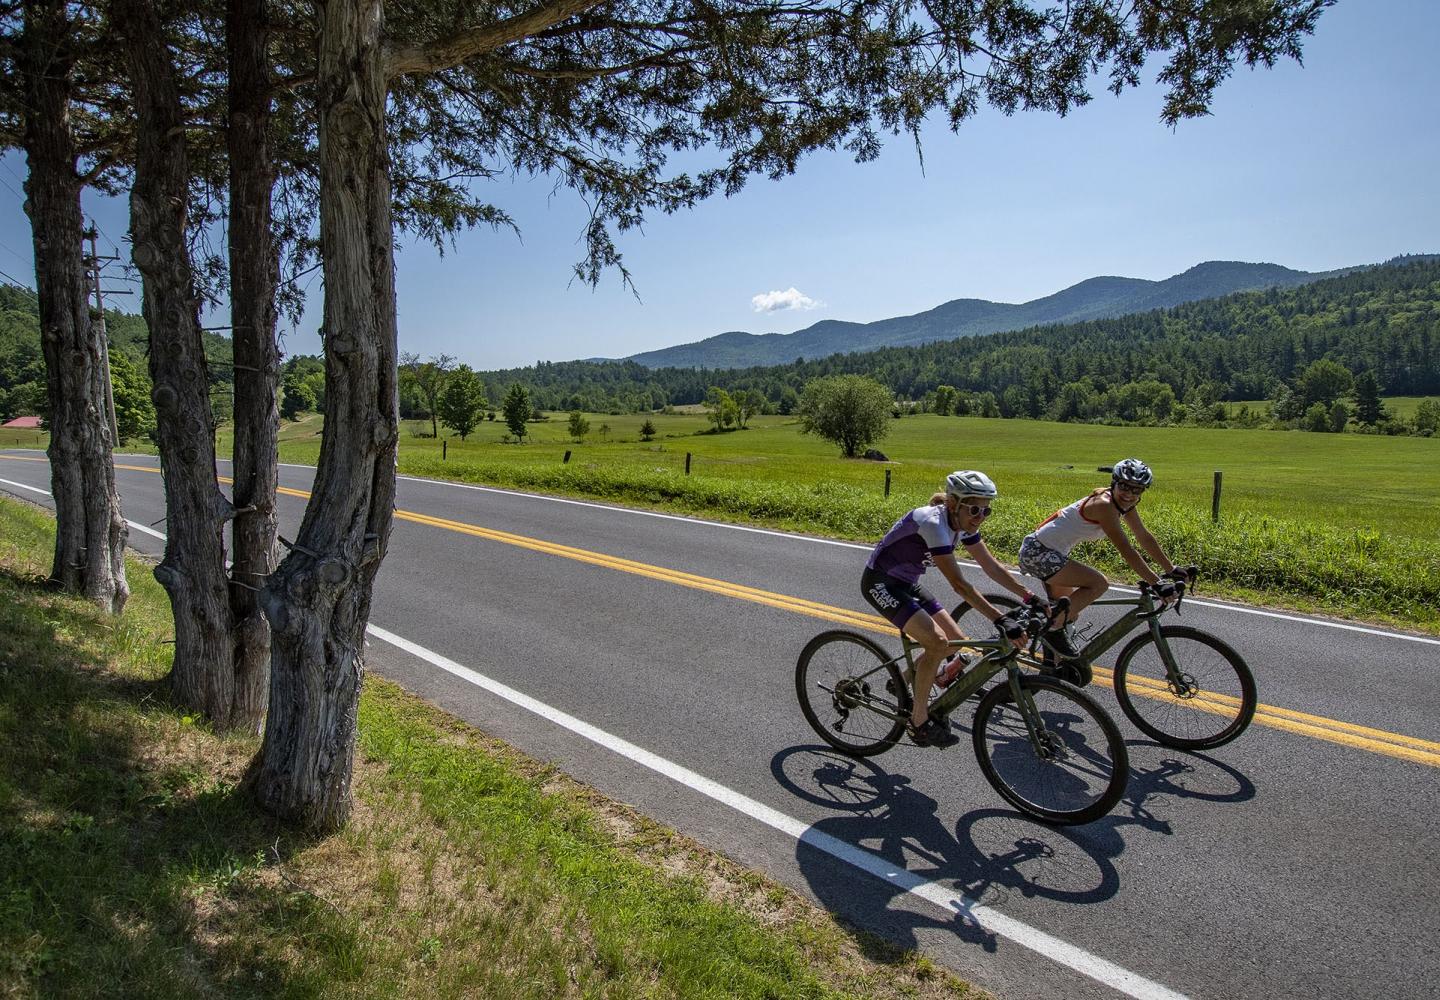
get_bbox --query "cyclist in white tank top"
[1018,459,1183,659]
[1032,491,1115,555]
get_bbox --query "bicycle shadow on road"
[773,740,1254,958]
[1115,740,1257,833]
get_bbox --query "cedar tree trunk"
[117,0,239,725]
[226,0,281,733]
[252,0,398,831]
[21,0,129,614]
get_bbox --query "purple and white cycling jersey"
[865,504,980,584]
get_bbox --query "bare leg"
[1044,561,1108,623]
[901,609,963,727]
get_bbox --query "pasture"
[16,407,1439,629]
[373,410,1439,630]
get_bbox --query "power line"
[0,237,30,268]
[0,265,35,290]
[0,173,23,201]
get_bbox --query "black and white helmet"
[945,469,998,500]
[1111,458,1153,489]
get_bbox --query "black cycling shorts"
[861,567,942,629]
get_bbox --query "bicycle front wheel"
[795,631,908,756]
[973,675,1129,825]
[1112,626,1257,750]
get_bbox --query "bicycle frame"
[1064,591,1168,666]
[1020,588,1198,694]
[895,632,1052,747]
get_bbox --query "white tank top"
[1033,491,1129,556]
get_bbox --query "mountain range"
[614,259,1369,370]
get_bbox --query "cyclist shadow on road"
[774,740,1254,958]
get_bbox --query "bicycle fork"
[1007,671,1060,761]
[1148,619,1198,699]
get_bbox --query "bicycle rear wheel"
[972,675,1129,825]
[1112,626,1257,750]
[795,630,908,756]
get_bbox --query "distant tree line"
[464,258,1440,435]
[7,258,1436,442]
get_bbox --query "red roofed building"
[2,416,42,429]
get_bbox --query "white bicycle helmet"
[944,469,998,500]
[1111,458,1153,488]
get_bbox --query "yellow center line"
[11,454,1440,769]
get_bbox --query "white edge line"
[1,469,1188,996]
[366,622,1188,1000]
[11,454,1438,647]
[2,466,1182,997]
[0,475,50,498]
[0,477,167,543]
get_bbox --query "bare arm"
[1094,499,1162,584]
[965,539,1033,603]
[1123,508,1175,575]
[933,553,1005,622]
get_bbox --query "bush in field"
[437,366,488,440]
[568,410,590,442]
[502,383,532,442]
[796,374,892,457]
[639,419,656,441]
[1413,399,1439,435]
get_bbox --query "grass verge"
[0,496,981,1000]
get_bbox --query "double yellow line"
[383,494,1440,770]
[10,453,1440,769]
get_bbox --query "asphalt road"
[3,451,1437,1000]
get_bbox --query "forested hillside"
[7,256,1437,436]
[0,283,233,438]
[623,258,1346,369]
[474,257,1440,429]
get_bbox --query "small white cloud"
[751,287,823,313]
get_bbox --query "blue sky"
[1,0,1436,371]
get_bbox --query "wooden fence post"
[1212,470,1223,522]
[685,452,691,475]
[442,439,447,461]
[563,450,571,463]
[884,468,891,497]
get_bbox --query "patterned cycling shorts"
[861,568,942,629]
[1018,534,1069,582]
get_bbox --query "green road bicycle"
[952,570,1258,751]
[795,603,1129,825]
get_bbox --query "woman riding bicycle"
[1018,458,1188,665]
[861,470,1039,748]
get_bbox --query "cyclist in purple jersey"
[862,470,1040,747]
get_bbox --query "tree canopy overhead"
[375,0,1334,284]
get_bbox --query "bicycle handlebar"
[1137,566,1199,614]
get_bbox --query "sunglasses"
[1114,482,1147,494]
[958,503,992,517]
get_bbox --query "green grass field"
[1224,396,1438,420]
[379,411,1440,631]
[1378,395,1439,419]
[15,406,1439,630]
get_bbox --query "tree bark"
[226,0,281,734]
[252,0,398,832]
[20,0,129,615]
[117,0,239,726]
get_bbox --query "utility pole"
[84,225,121,445]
